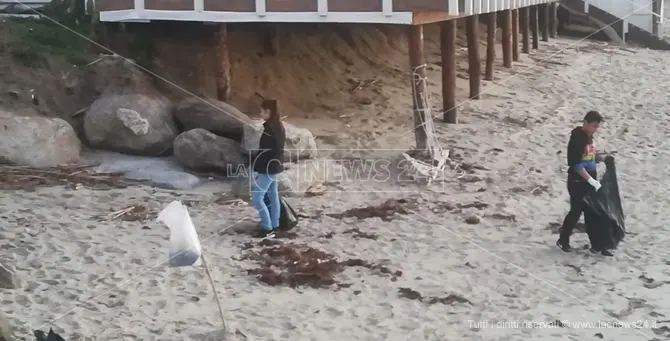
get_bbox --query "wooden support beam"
[408,25,428,150]
[485,12,496,81]
[549,2,558,38]
[501,10,512,68]
[466,15,481,99]
[531,5,539,49]
[520,7,529,54]
[540,3,550,41]
[512,9,519,61]
[214,24,231,101]
[441,20,457,123]
[264,24,280,55]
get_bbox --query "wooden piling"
[213,24,231,101]
[531,6,539,49]
[441,20,458,123]
[540,3,550,41]
[550,2,559,38]
[512,9,520,61]
[520,7,530,54]
[485,12,496,81]
[264,24,280,55]
[466,16,481,99]
[501,10,512,68]
[408,25,428,150]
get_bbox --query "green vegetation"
[2,17,93,68]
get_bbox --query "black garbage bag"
[582,156,625,250]
[34,328,66,341]
[264,193,299,230]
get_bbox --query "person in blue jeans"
[250,99,285,238]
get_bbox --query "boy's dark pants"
[559,179,601,248]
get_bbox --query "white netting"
[401,64,449,185]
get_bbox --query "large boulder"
[84,94,177,156]
[173,128,246,174]
[241,121,317,162]
[0,116,81,167]
[174,98,252,142]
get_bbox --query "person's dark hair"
[261,99,279,123]
[261,99,285,138]
[584,110,603,123]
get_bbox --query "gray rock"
[465,215,481,225]
[0,263,19,289]
[84,94,177,156]
[174,97,252,142]
[173,128,246,174]
[0,310,12,341]
[0,116,81,167]
[241,121,317,162]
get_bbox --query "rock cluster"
[1,56,322,197]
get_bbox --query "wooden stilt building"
[96,0,560,150]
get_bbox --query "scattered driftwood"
[100,204,152,222]
[326,198,420,222]
[0,163,137,191]
[348,78,380,92]
[398,287,472,306]
[243,240,401,288]
[342,228,378,240]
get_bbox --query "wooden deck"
[97,0,557,24]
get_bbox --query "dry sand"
[2,37,670,341]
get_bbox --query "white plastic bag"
[157,200,202,267]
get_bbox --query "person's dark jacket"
[252,121,285,174]
[567,127,596,182]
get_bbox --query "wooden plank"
[98,0,134,11]
[145,0,193,10]
[412,12,458,25]
[204,0,255,12]
[394,0,448,11]
[408,25,428,151]
[266,0,317,12]
[329,0,382,11]
[441,19,458,123]
[466,15,481,99]
[485,12,496,81]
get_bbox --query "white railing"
[94,0,559,23]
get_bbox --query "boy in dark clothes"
[557,111,613,256]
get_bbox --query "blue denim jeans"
[251,173,279,230]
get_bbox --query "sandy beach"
[1,36,670,341]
